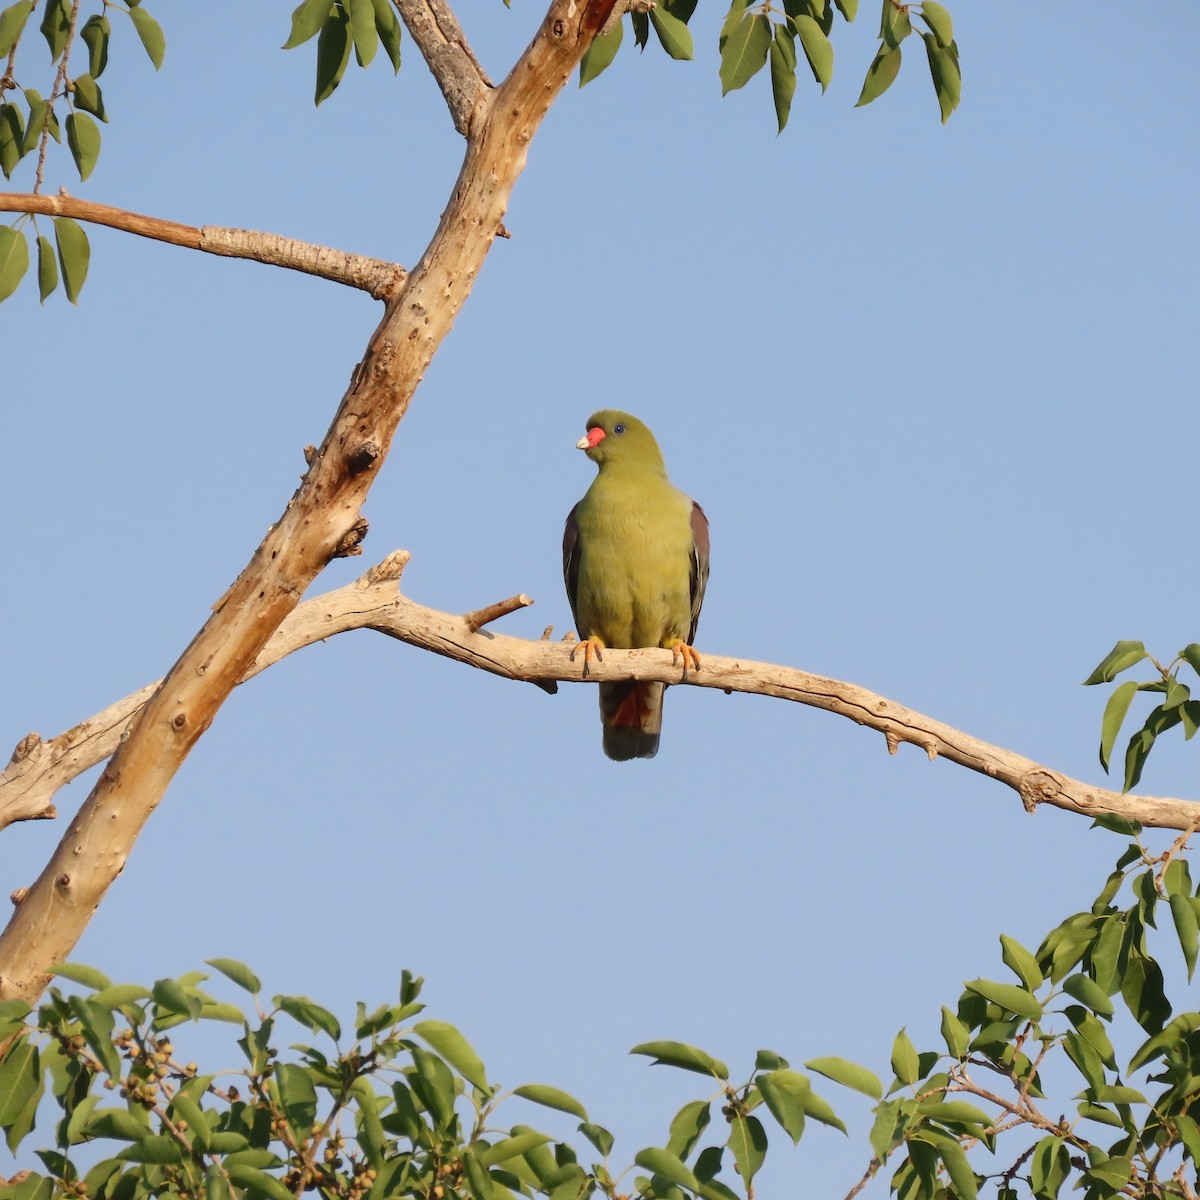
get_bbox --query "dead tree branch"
[0,193,407,299]
[5,550,1198,846]
[393,0,493,135]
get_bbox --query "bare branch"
[0,193,407,299]
[5,549,1199,841]
[394,0,493,135]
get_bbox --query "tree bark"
[0,0,621,1006]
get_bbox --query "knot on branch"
[358,550,411,589]
[332,518,370,560]
[1018,770,1063,814]
[8,732,42,765]
[346,440,381,476]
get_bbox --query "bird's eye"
[614,423,625,434]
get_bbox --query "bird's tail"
[599,681,664,761]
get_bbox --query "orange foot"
[667,639,702,679]
[570,636,606,679]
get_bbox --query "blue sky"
[3,2,1199,1194]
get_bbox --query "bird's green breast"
[572,468,695,650]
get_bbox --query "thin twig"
[464,594,533,632]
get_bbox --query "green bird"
[563,410,710,761]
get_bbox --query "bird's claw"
[570,637,606,679]
[669,640,702,680]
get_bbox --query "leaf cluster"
[1084,641,1200,791]
[282,0,401,106]
[576,1,960,134]
[0,0,165,303]
[4,834,1199,1200]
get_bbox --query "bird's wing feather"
[562,501,586,638]
[688,501,710,644]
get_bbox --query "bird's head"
[576,410,666,472]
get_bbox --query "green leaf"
[39,0,69,61]
[52,962,112,990]
[170,1093,209,1150]
[206,959,261,994]
[314,7,352,104]
[462,1148,495,1200]
[634,1148,699,1192]
[128,6,165,69]
[0,1040,41,1150]
[998,934,1044,991]
[631,1040,729,1079]
[1128,1011,1200,1071]
[53,217,88,303]
[727,1115,766,1186]
[71,74,107,122]
[0,999,31,1041]
[921,1100,991,1128]
[0,0,34,57]
[513,1084,588,1121]
[85,1108,150,1141]
[1083,640,1148,685]
[371,0,401,71]
[935,1136,977,1200]
[411,1046,456,1131]
[868,1099,901,1159]
[413,1020,487,1089]
[80,14,110,76]
[225,1166,294,1200]
[205,1165,232,1200]
[477,1132,551,1168]
[348,0,376,67]
[0,224,30,303]
[580,19,621,86]
[804,1056,882,1099]
[1169,891,1199,980]
[880,1,910,48]
[963,979,1042,1021]
[718,11,771,95]
[153,977,201,1020]
[1061,973,1114,1018]
[665,1098,710,1159]
[649,6,693,60]
[922,32,959,123]
[938,1006,968,1059]
[834,0,858,17]
[1099,682,1139,772]
[756,1070,808,1144]
[276,995,340,1040]
[855,43,901,106]
[578,1122,614,1157]
[1120,947,1170,1034]
[890,1029,919,1087]
[1123,702,1180,791]
[920,1,953,47]
[284,0,329,47]
[119,1133,183,1164]
[1173,1113,1200,1164]
[65,112,101,181]
[0,103,25,177]
[769,27,797,133]
[273,1062,318,1136]
[792,13,833,91]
